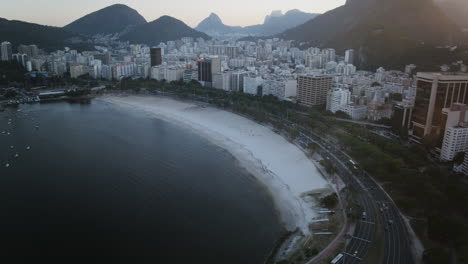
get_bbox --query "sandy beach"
[100,95,329,234]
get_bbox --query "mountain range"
[0,18,93,52]
[280,0,468,70]
[120,16,209,45]
[0,4,210,52]
[195,10,319,37]
[64,4,147,36]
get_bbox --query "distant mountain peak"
[121,15,210,45]
[64,4,147,35]
[196,9,319,37]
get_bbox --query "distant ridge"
[195,10,319,37]
[121,16,210,45]
[280,0,466,70]
[0,17,93,52]
[64,4,147,35]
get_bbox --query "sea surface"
[0,100,284,263]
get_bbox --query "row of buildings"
[3,37,468,173]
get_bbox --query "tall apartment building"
[344,49,355,65]
[327,88,351,113]
[225,46,239,59]
[230,71,248,92]
[197,57,221,88]
[297,75,333,107]
[213,72,232,91]
[462,151,468,175]
[1,41,12,61]
[411,73,468,145]
[150,47,162,67]
[12,54,28,68]
[18,44,38,58]
[440,103,468,161]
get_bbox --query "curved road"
[283,119,414,264]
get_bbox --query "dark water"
[0,100,284,263]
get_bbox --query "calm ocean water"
[0,100,284,263]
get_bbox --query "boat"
[5,163,10,168]
[26,146,31,150]
[14,154,19,158]
[10,146,14,149]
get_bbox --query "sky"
[0,0,346,28]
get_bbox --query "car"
[353,251,358,256]
[380,208,384,213]
[388,220,393,225]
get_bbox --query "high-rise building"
[440,103,468,161]
[12,53,28,67]
[197,57,221,87]
[1,41,12,61]
[150,47,162,67]
[411,73,468,144]
[297,75,333,107]
[18,44,38,58]
[225,46,239,59]
[327,87,351,113]
[344,49,355,65]
[230,71,248,92]
[462,151,468,175]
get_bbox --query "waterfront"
[0,101,284,263]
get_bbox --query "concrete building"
[463,151,468,175]
[243,75,263,95]
[12,54,28,68]
[213,72,232,91]
[411,73,468,144]
[327,88,351,113]
[230,71,248,92]
[150,47,162,67]
[111,62,137,80]
[339,104,368,120]
[18,44,38,58]
[1,41,12,61]
[440,104,468,161]
[197,57,221,87]
[345,49,355,65]
[70,64,89,79]
[297,75,333,107]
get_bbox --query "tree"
[308,142,320,153]
[320,193,338,208]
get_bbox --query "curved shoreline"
[99,95,329,235]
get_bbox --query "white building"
[441,127,468,161]
[243,76,264,95]
[327,88,351,113]
[440,104,468,161]
[1,41,12,61]
[213,72,232,91]
[262,79,297,99]
[339,104,368,120]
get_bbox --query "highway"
[280,118,414,264]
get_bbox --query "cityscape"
[1,0,468,264]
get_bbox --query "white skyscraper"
[1,41,12,61]
[327,88,351,113]
[345,49,355,65]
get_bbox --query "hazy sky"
[0,0,346,27]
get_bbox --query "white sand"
[100,95,329,234]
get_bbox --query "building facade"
[297,75,333,107]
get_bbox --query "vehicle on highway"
[362,212,367,220]
[331,253,344,264]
